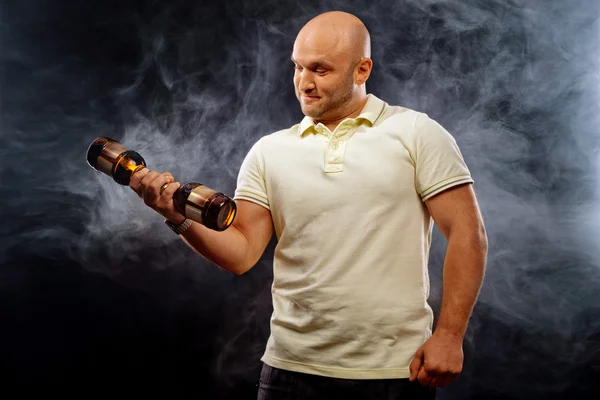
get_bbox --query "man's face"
[291,42,356,120]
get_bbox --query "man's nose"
[298,71,316,92]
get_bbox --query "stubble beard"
[299,68,355,120]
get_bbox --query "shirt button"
[332,142,338,150]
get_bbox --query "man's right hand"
[129,168,186,224]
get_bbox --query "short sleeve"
[234,138,270,210]
[413,113,474,201]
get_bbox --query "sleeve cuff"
[420,175,474,201]
[234,192,270,210]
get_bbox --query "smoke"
[1,0,599,397]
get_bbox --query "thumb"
[409,347,424,382]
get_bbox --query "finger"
[140,171,163,200]
[131,166,150,181]
[138,172,167,207]
[429,375,443,388]
[140,170,162,188]
[129,167,150,192]
[147,174,172,199]
[156,182,182,216]
[409,349,424,382]
[138,171,162,201]
[157,177,176,197]
[162,172,175,182]
[162,181,181,201]
[417,366,432,386]
[159,182,169,196]
[132,166,149,177]
[161,173,175,190]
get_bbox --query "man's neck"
[316,95,368,132]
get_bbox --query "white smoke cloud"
[1,0,599,396]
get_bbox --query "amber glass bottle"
[86,137,236,231]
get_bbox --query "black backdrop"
[1,0,600,399]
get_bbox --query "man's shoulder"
[246,123,301,157]
[377,102,425,128]
[378,103,456,144]
[269,123,301,137]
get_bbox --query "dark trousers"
[257,363,436,400]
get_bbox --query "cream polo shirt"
[234,94,474,379]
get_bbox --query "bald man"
[131,10,487,400]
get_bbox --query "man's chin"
[300,105,323,119]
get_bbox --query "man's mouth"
[302,95,320,101]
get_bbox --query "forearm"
[178,221,252,275]
[435,227,488,339]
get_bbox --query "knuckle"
[143,171,156,180]
[425,364,438,373]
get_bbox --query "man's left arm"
[409,183,488,388]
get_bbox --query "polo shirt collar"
[299,93,386,136]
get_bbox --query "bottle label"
[96,156,114,176]
[97,142,128,176]
[102,142,128,162]
[183,185,218,224]
[185,204,204,224]
[187,185,217,208]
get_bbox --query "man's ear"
[355,58,373,85]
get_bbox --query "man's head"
[292,11,373,122]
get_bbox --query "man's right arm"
[177,199,273,275]
[129,168,273,275]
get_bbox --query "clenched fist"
[129,168,186,224]
[409,330,464,388]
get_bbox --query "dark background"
[1,0,599,398]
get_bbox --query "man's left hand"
[408,331,464,388]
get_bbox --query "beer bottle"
[86,137,236,231]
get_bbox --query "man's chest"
[263,131,417,220]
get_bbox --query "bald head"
[295,11,371,61]
[291,11,374,126]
